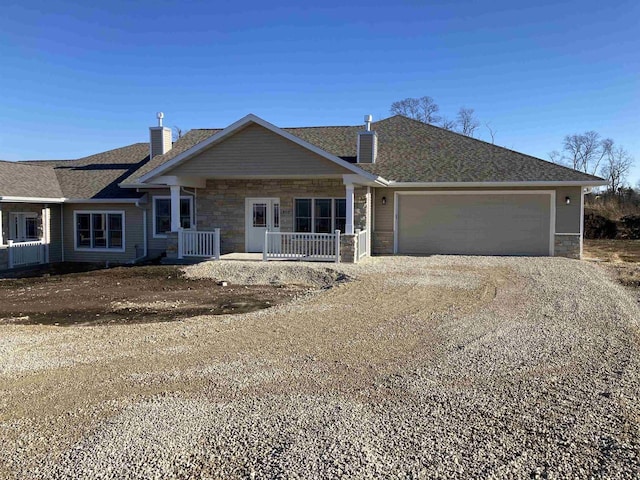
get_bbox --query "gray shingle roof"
[287,116,603,183]
[3,115,603,202]
[125,115,602,185]
[124,129,221,184]
[23,143,149,199]
[0,161,63,199]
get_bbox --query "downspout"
[131,198,148,263]
[60,205,65,262]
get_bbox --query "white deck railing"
[7,240,46,268]
[178,229,220,260]
[264,230,341,262]
[356,229,368,260]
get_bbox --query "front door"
[9,213,39,242]
[245,198,280,252]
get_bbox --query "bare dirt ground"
[0,265,307,326]
[584,239,640,299]
[1,256,639,478]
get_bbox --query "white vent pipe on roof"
[364,114,373,131]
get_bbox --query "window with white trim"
[294,198,346,233]
[153,196,193,236]
[75,212,124,250]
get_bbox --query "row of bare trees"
[390,96,485,138]
[549,132,634,194]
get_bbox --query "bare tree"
[456,107,480,137]
[390,96,441,124]
[172,126,184,142]
[548,150,562,164]
[560,131,612,175]
[601,145,634,194]
[485,122,497,144]
[440,117,457,130]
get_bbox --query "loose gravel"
[1,256,639,478]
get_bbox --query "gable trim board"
[393,190,556,256]
[133,114,384,186]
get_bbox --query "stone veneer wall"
[554,234,581,259]
[196,179,368,254]
[372,231,394,255]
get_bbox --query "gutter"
[0,196,65,203]
[385,180,607,188]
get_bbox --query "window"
[75,212,124,251]
[294,198,346,233]
[153,196,193,236]
[252,203,267,227]
[273,203,280,228]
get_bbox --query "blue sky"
[1,0,638,184]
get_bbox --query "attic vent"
[357,114,377,164]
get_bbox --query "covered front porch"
[0,203,59,270]
[161,177,372,264]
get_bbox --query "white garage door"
[396,193,552,256]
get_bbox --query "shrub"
[584,212,617,239]
[619,215,640,240]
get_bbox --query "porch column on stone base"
[170,185,181,232]
[345,183,354,235]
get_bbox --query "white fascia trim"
[64,198,142,204]
[0,196,65,203]
[136,114,382,184]
[119,183,171,189]
[386,180,607,188]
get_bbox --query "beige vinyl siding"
[140,188,170,257]
[63,204,144,263]
[357,132,376,163]
[165,123,351,178]
[554,186,582,233]
[373,186,583,237]
[48,204,63,263]
[150,127,172,158]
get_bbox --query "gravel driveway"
[1,256,639,478]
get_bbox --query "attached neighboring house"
[0,113,606,271]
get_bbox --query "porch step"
[160,257,214,266]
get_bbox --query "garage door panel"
[397,193,551,256]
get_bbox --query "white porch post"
[170,185,181,232]
[345,184,355,235]
[0,208,3,245]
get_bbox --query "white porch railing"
[264,230,341,262]
[356,229,368,260]
[178,229,220,260]
[8,240,46,268]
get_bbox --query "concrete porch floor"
[219,253,263,261]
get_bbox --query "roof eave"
[0,196,65,203]
[386,180,608,188]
